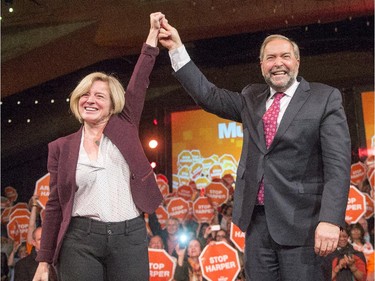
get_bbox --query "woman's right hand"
[33,262,49,281]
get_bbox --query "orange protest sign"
[345,185,366,224]
[205,181,229,207]
[368,171,374,191]
[9,208,30,222]
[177,185,194,201]
[350,162,367,185]
[364,193,374,219]
[230,222,245,253]
[157,174,169,184]
[193,197,214,223]
[7,217,21,242]
[1,207,12,224]
[209,164,223,180]
[35,173,50,209]
[167,197,189,222]
[155,206,169,229]
[148,249,176,281]
[199,241,241,281]
[157,179,170,199]
[4,186,18,204]
[13,216,29,242]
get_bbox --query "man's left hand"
[314,222,340,256]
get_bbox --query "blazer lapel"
[66,127,82,191]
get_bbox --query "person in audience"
[32,12,164,281]
[7,242,28,281]
[1,252,9,281]
[350,222,374,281]
[323,227,366,280]
[358,217,371,244]
[14,228,57,281]
[174,239,206,281]
[149,235,165,250]
[161,217,181,256]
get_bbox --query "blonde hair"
[259,34,300,61]
[70,72,125,123]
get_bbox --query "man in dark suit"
[159,19,351,280]
[14,228,57,281]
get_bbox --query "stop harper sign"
[193,196,214,223]
[199,241,241,281]
[205,182,229,207]
[35,173,50,209]
[148,249,176,281]
[345,185,366,224]
[167,197,189,221]
[230,222,245,253]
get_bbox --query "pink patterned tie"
[257,92,285,205]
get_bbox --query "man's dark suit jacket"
[36,44,163,265]
[14,249,57,281]
[173,61,351,246]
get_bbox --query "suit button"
[107,229,112,235]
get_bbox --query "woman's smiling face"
[79,80,113,125]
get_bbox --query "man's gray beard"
[264,74,296,92]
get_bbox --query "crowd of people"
[1,173,374,281]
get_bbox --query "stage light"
[149,139,158,149]
[153,118,158,126]
[150,162,157,169]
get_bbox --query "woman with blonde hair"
[33,12,164,281]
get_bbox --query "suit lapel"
[253,88,269,153]
[269,79,311,150]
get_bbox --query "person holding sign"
[158,18,351,280]
[33,12,164,281]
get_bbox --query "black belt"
[69,215,143,235]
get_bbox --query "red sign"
[157,179,170,199]
[199,241,241,281]
[209,164,223,180]
[230,222,245,253]
[157,174,169,184]
[13,216,29,242]
[193,197,214,223]
[35,173,50,209]
[4,186,18,203]
[148,249,176,281]
[1,207,12,224]
[7,217,21,242]
[205,182,229,207]
[9,208,30,222]
[167,198,189,221]
[177,185,194,201]
[345,185,366,224]
[350,162,367,185]
[155,206,169,229]
[364,193,374,219]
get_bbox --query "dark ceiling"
[1,0,374,200]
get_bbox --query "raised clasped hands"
[158,16,183,51]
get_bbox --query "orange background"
[361,91,374,150]
[171,109,243,175]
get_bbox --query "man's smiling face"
[260,38,300,92]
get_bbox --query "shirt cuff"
[168,45,191,72]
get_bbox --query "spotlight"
[150,162,157,169]
[149,139,158,149]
